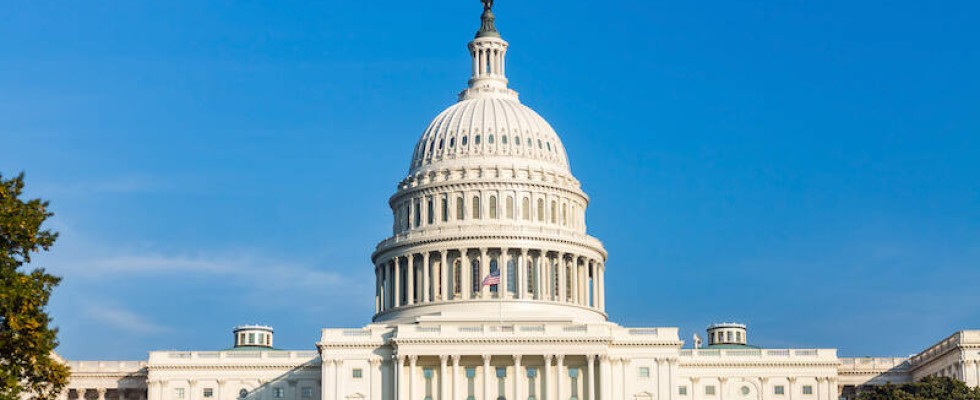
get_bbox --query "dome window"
[439,139,444,150]
[527,138,532,147]
[475,135,481,145]
[449,137,456,148]
[488,135,494,144]
[502,136,508,145]
[538,139,543,149]
[462,136,468,146]
[547,142,552,151]
[515,136,521,146]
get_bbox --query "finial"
[476,0,500,38]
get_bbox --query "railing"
[342,329,372,337]
[680,349,834,359]
[376,224,604,251]
[155,351,319,361]
[629,329,659,336]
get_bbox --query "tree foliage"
[0,173,69,400]
[858,377,980,400]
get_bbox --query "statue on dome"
[482,0,494,11]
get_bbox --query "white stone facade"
[61,4,978,400]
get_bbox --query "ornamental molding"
[373,234,607,261]
[678,360,840,368]
[147,365,321,371]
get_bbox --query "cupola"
[707,323,749,346]
[232,325,274,349]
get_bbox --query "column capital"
[555,354,565,364]
[97,388,107,394]
[333,359,344,366]
[482,354,492,364]
[719,377,729,384]
[451,354,462,365]
[759,377,769,384]
[543,354,553,362]
[408,355,418,364]
[599,354,611,362]
[369,358,382,367]
[787,377,798,383]
[691,377,700,384]
[513,354,522,364]
[439,354,449,364]
[586,354,596,362]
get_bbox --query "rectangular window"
[803,386,813,395]
[203,389,214,398]
[679,386,688,396]
[705,386,716,396]
[353,368,363,379]
[638,367,650,378]
[302,387,313,399]
[466,367,477,400]
[526,368,538,400]
[774,386,785,395]
[175,389,185,399]
[273,388,284,399]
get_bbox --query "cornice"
[391,179,588,206]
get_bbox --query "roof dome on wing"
[409,97,570,173]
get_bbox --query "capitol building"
[62,3,979,400]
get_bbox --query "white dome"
[410,97,570,174]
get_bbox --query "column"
[376,265,383,313]
[395,355,405,400]
[98,389,107,400]
[719,378,728,400]
[189,381,197,400]
[462,250,472,300]
[570,258,579,305]
[370,359,382,400]
[585,355,595,400]
[669,359,678,400]
[555,355,565,400]
[621,358,630,400]
[656,358,669,400]
[609,359,619,400]
[542,355,553,400]
[480,248,489,299]
[536,252,546,301]
[423,252,431,303]
[500,248,509,297]
[483,355,492,400]
[440,251,449,301]
[409,356,418,400]
[148,381,161,400]
[518,249,528,299]
[118,389,126,400]
[440,356,449,400]
[597,264,605,310]
[514,356,523,400]
[452,356,461,400]
[407,255,415,306]
[787,377,796,400]
[815,378,823,400]
[393,258,402,308]
[557,254,566,302]
[335,360,344,400]
[691,378,700,400]
[589,262,597,308]
[599,356,612,400]
[759,377,769,400]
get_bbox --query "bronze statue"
[482,0,493,11]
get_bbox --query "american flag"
[481,270,500,287]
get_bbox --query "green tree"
[858,377,980,400]
[0,173,69,400]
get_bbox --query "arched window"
[456,197,465,221]
[506,196,514,219]
[488,134,495,144]
[453,260,462,296]
[522,197,530,220]
[439,139,444,149]
[489,196,498,219]
[565,264,573,301]
[552,259,560,298]
[442,195,449,222]
[526,259,535,296]
[472,196,481,219]
[475,135,481,145]
[462,135,468,146]
[547,142,552,151]
[537,199,545,222]
[515,136,521,146]
[427,197,435,225]
[527,138,532,147]
[471,259,481,295]
[550,200,557,224]
[449,137,455,148]
[561,203,567,226]
[538,139,543,149]
[414,200,422,228]
[502,135,508,145]
[506,258,516,294]
[489,258,499,293]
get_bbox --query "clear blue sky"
[1,0,978,360]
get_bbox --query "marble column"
[480,248,489,299]
[518,249,528,299]
[599,356,612,400]
[500,248,509,297]
[452,355,462,400]
[407,255,415,306]
[585,355,595,400]
[483,355,492,400]
[439,356,449,400]
[542,355,553,400]
[462,251,472,300]
[409,356,417,400]
[395,355,405,400]
[514,356,523,400]
[393,258,401,308]
[423,252,431,303]
[555,355,565,400]
[370,359,382,400]
[440,251,449,301]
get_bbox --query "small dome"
[409,97,570,174]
